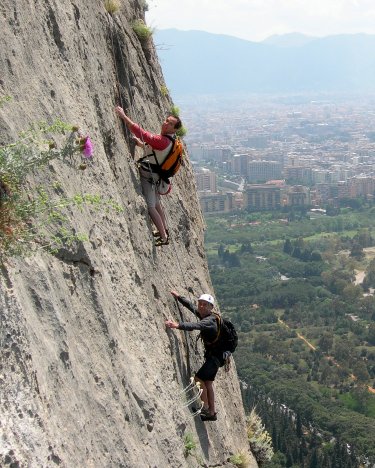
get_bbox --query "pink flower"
[82,136,94,158]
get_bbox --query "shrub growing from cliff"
[160,85,169,97]
[132,19,153,42]
[176,126,187,138]
[246,408,274,465]
[0,111,121,258]
[104,0,121,14]
[169,106,187,138]
[229,451,250,467]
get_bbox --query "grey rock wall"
[0,1,257,467]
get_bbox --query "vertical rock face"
[0,1,256,467]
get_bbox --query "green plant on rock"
[132,19,153,42]
[33,191,123,254]
[246,408,274,465]
[104,0,121,14]
[169,106,187,138]
[160,85,169,97]
[1,119,79,184]
[170,105,180,117]
[183,432,197,457]
[0,95,12,108]
[229,451,250,468]
[0,115,121,259]
[176,125,187,138]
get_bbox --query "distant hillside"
[262,32,316,47]
[154,29,375,95]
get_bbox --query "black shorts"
[195,355,223,382]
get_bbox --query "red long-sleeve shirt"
[131,123,172,151]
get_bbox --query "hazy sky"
[146,0,375,42]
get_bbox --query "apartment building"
[231,154,251,176]
[284,166,312,183]
[285,185,311,207]
[195,168,217,192]
[248,160,282,182]
[311,169,328,183]
[348,176,375,198]
[189,145,233,162]
[199,192,234,214]
[244,184,281,211]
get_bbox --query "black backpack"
[208,313,238,354]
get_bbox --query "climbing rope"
[179,377,204,416]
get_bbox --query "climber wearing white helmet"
[165,290,224,421]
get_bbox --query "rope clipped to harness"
[157,179,172,195]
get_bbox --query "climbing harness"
[140,135,184,183]
[157,179,172,196]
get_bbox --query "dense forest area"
[205,205,375,467]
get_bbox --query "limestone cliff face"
[0,1,257,467]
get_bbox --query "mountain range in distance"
[154,29,375,96]
[261,32,317,47]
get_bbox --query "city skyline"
[186,97,375,214]
[146,0,375,42]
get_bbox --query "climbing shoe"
[192,406,210,416]
[152,229,169,237]
[200,412,217,422]
[155,237,169,247]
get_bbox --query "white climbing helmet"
[198,294,215,306]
